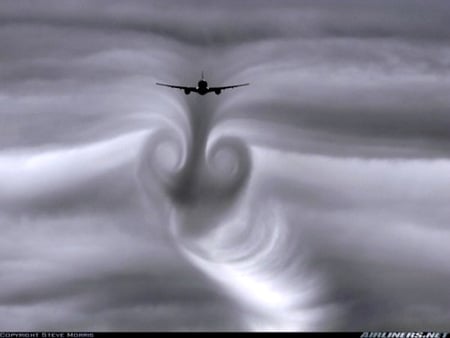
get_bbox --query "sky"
[1,0,450,331]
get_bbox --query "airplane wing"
[208,83,249,92]
[156,83,198,92]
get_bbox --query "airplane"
[156,72,249,95]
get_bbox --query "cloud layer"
[1,0,450,331]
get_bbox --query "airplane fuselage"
[197,80,208,95]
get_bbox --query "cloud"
[1,0,450,331]
[251,149,450,329]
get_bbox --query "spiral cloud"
[1,0,450,331]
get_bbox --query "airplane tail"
[201,71,205,81]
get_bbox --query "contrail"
[137,93,332,330]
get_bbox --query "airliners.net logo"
[361,332,448,338]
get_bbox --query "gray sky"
[1,0,450,331]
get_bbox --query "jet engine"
[184,89,191,95]
[215,89,221,95]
